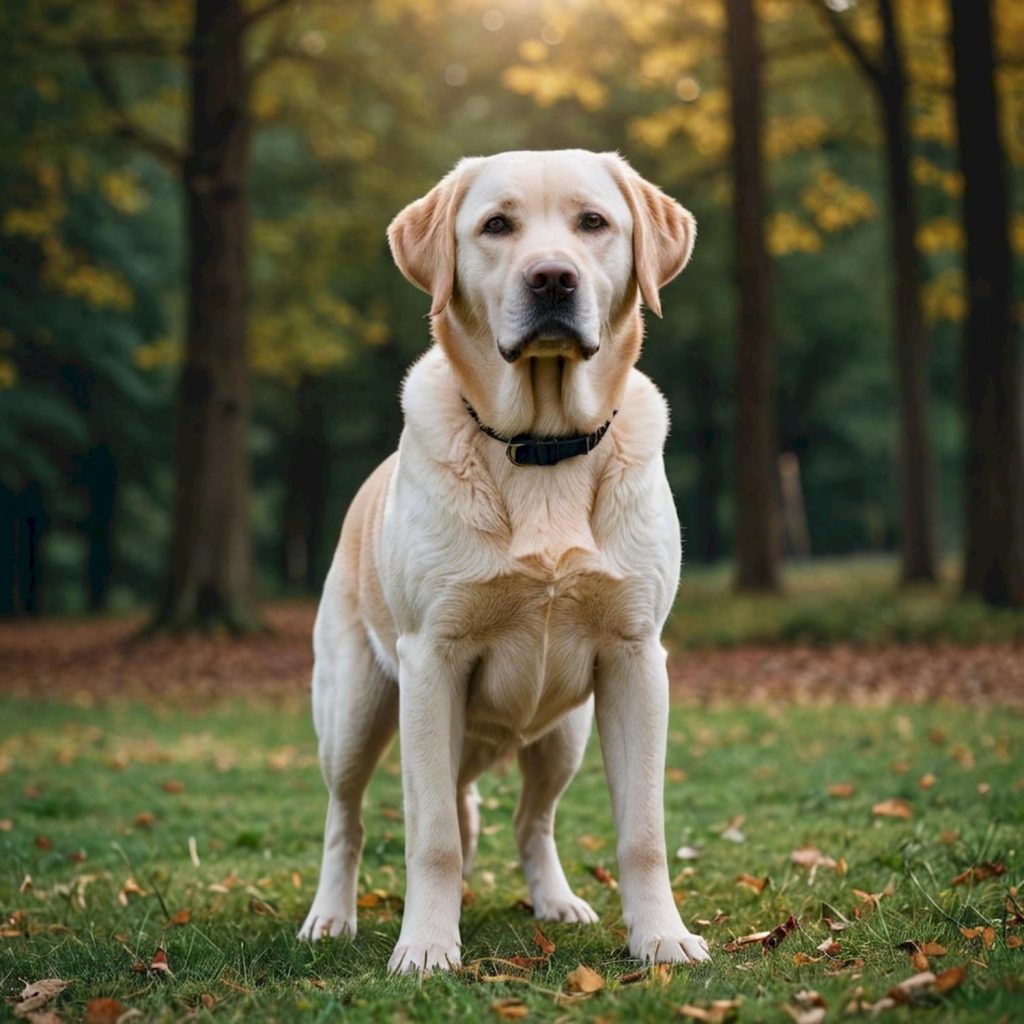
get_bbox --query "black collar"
[462,398,617,467]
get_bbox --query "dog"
[298,149,710,973]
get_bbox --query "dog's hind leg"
[514,700,599,924]
[298,618,397,943]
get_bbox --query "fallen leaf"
[133,812,156,828]
[248,897,277,916]
[0,818,12,830]
[921,941,947,956]
[504,956,548,971]
[675,845,701,861]
[934,965,967,993]
[828,783,855,798]
[20,874,33,893]
[911,951,930,971]
[565,964,604,993]
[938,829,959,845]
[872,798,913,820]
[736,873,769,894]
[960,926,982,940]
[85,998,130,1024]
[977,782,990,795]
[721,827,746,844]
[291,871,302,889]
[578,834,605,851]
[160,780,184,794]
[148,948,171,976]
[790,847,837,870]
[951,862,1006,886]
[491,997,528,1020]
[889,970,937,998]
[763,914,799,950]
[13,979,68,1017]
[783,1005,825,1024]
[593,865,617,889]
[793,952,822,965]
[666,767,687,782]
[165,909,191,927]
[620,969,646,984]
[533,925,555,956]
[982,926,996,950]
[816,938,841,956]
[680,1000,740,1024]
[919,773,936,789]
[1006,935,1022,949]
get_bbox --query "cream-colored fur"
[298,150,710,972]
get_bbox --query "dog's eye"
[580,212,607,232]
[482,215,512,235]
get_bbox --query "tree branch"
[79,48,185,171]
[804,0,884,89]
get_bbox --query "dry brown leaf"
[919,773,936,789]
[960,926,982,940]
[890,970,937,997]
[911,951,930,971]
[593,865,617,889]
[679,1001,741,1024]
[34,834,53,851]
[1007,935,1022,949]
[13,979,69,1018]
[790,847,837,870]
[934,965,967,993]
[872,798,913,820]
[951,862,1006,886]
[793,952,822,965]
[0,818,13,831]
[160,780,184,794]
[938,829,959,845]
[85,998,130,1024]
[248,897,277,916]
[578,834,605,851]
[20,874,32,894]
[619,970,646,984]
[667,767,688,782]
[565,964,604,993]
[982,926,996,950]
[783,1006,825,1024]
[532,925,555,956]
[921,942,947,956]
[166,909,191,927]
[148,948,171,976]
[816,938,841,956]
[736,873,769,894]
[763,914,799,950]
[490,997,529,1020]
[133,812,156,828]
[828,783,855,798]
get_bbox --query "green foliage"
[1,695,1021,1020]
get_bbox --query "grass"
[667,556,1024,648]
[1,694,1022,1022]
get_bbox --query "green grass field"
[668,557,1024,648]
[2,695,1021,1022]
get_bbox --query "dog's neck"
[434,306,643,439]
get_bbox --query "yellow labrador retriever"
[298,150,710,973]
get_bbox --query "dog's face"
[388,150,695,430]
[452,151,635,363]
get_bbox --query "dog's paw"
[533,893,599,924]
[387,939,461,974]
[629,929,710,965]
[297,907,356,943]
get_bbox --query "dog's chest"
[439,562,644,746]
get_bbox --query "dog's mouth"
[500,321,599,364]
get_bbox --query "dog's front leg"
[388,634,467,974]
[594,641,711,965]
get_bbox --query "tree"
[725,0,781,591]
[949,0,1024,607]
[808,0,938,583]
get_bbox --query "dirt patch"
[1,603,1021,706]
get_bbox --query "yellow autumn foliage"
[922,269,966,324]
[768,212,822,255]
[40,237,133,311]
[101,169,148,215]
[801,170,877,232]
[916,217,963,254]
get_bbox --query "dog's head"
[388,151,695,430]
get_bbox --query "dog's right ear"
[387,160,477,317]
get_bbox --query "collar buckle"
[505,442,525,466]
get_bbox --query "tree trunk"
[83,442,117,611]
[950,0,1024,607]
[279,377,329,592]
[686,346,722,564]
[877,0,938,583]
[725,0,780,591]
[154,0,256,632]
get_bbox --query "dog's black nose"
[524,260,578,301]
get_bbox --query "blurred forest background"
[2,0,1023,630]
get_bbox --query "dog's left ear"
[606,154,696,318]
[387,159,478,317]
